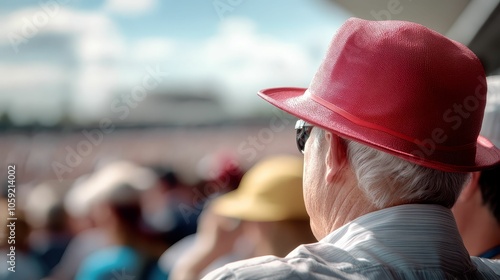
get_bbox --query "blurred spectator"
[46,175,110,280]
[141,166,199,247]
[167,155,315,280]
[453,75,500,259]
[195,151,244,193]
[41,161,165,280]
[23,181,72,277]
[146,152,244,264]
[0,197,43,280]
[74,161,167,279]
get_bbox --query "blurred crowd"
[0,152,316,280]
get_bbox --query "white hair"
[315,129,469,208]
[346,140,469,208]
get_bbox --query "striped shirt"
[203,204,500,279]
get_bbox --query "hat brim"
[258,87,500,172]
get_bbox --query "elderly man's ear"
[456,172,481,203]
[324,132,349,183]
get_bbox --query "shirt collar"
[320,204,474,271]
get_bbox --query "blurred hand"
[170,205,243,280]
[196,205,242,254]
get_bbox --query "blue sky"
[0,0,351,125]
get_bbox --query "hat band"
[306,90,477,152]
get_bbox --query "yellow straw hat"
[211,155,308,222]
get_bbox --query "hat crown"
[307,18,487,167]
[239,156,305,210]
[211,156,309,221]
[240,156,302,194]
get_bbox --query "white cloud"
[0,7,125,124]
[132,38,177,63]
[0,8,124,60]
[112,17,320,117]
[0,64,68,125]
[200,17,315,85]
[103,0,157,16]
[172,17,319,115]
[0,64,67,90]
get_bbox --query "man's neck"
[321,174,377,238]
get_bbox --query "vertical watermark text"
[6,165,17,273]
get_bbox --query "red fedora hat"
[258,18,500,172]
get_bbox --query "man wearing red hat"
[204,18,500,279]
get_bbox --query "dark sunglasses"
[295,119,314,154]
